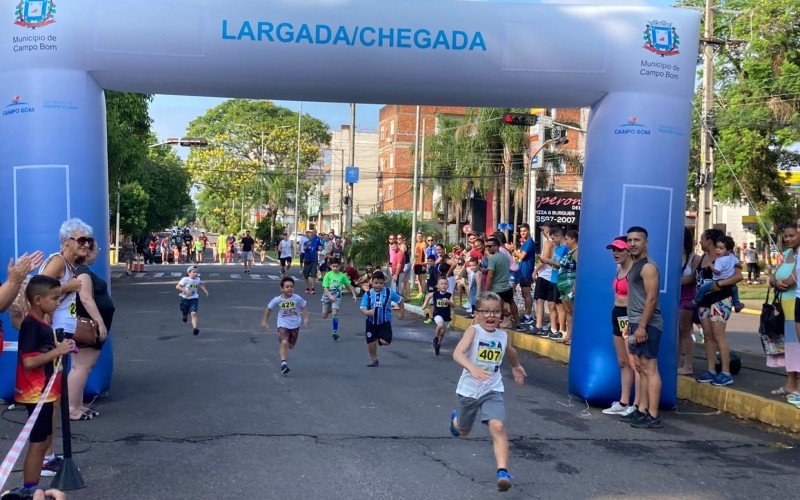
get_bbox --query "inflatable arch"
[0,0,700,405]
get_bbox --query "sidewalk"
[406,301,800,433]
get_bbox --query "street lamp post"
[529,136,568,240]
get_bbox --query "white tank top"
[456,324,508,398]
[538,241,553,281]
[43,253,77,333]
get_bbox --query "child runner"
[16,275,75,491]
[449,291,527,492]
[262,277,309,375]
[422,277,455,356]
[465,257,483,317]
[321,259,358,341]
[423,255,439,324]
[175,265,209,336]
[360,271,404,367]
[278,232,294,277]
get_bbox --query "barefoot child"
[321,259,358,341]
[16,275,75,491]
[422,277,455,356]
[262,277,309,375]
[449,291,527,492]
[360,271,404,367]
[176,265,209,336]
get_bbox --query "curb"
[405,305,800,433]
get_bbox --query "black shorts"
[280,257,292,266]
[414,264,424,275]
[629,323,662,360]
[533,277,552,300]
[365,321,393,345]
[25,402,54,443]
[795,300,800,323]
[519,275,534,288]
[496,287,514,304]
[611,305,629,337]
[548,283,562,304]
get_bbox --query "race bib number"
[280,301,298,317]
[617,315,629,332]
[68,300,77,318]
[436,299,449,308]
[477,346,503,363]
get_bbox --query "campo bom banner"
[535,191,581,227]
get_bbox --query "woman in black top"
[69,244,115,420]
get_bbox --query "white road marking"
[153,272,165,278]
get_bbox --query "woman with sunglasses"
[70,243,114,420]
[40,219,93,419]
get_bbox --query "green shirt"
[322,271,351,291]
[487,251,510,292]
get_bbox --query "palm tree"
[345,211,439,267]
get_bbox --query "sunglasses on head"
[70,237,95,246]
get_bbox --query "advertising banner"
[535,191,581,227]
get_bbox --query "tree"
[136,146,193,232]
[106,92,152,190]
[685,0,800,225]
[185,100,331,234]
[345,211,439,267]
[118,182,150,237]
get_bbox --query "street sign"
[462,224,472,235]
[537,116,554,127]
[497,223,514,230]
[345,166,359,184]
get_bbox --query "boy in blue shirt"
[359,271,404,367]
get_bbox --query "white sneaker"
[619,405,636,417]
[602,401,630,415]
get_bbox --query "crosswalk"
[112,271,287,281]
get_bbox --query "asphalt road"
[2,261,799,499]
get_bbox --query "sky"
[150,0,676,156]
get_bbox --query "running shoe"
[332,332,339,341]
[630,413,663,429]
[496,470,513,492]
[787,392,800,404]
[537,328,552,337]
[521,315,535,325]
[619,405,636,417]
[433,337,440,356]
[449,410,459,437]
[710,372,734,386]
[182,313,188,323]
[548,331,564,341]
[602,401,631,415]
[41,455,63,477]
[192,328,199,336]
[695,371,717,384]
[423,317,433,325]
[281,363,290,375]
[619,408,646,424]
[367,358,379,367]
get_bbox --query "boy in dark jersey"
[422,277,455,356]
[15,275,75,490]
[360,271,404,367]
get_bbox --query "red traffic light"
[503,113,538,127]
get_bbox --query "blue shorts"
[180,298,199,315]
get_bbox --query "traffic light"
[179,137,208,147]
[503,113,538,127]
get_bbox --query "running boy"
[449,291,527,492]
[176,265,209,336]
[16,275,75,491]
[262,277,309,375]
[422,277,455,356]
[321,259,358,341]
[360,271,404,367]
[278,232,294,277]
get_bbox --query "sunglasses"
[71,237,95,246]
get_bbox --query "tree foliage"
[185,100,331,234]
[345,211,439,267]
[685,0,800,221]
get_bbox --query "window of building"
[390,120,395,136]
[389,153,395,172]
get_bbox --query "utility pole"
[345,103,356,232]
[419,119,426,222]
[115,180,121,263]
[294,102,303,237]
[697,0,715,242]
[410,106,421,293]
